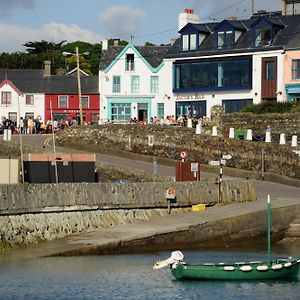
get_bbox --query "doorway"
[138,103,148,123]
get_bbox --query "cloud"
[0,23,103,52]
[99,5,146,39]
[0,0,36,17]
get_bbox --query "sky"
[0,0,282,53]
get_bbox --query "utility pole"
[76,47,83,126]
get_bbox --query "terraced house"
[164,2,300,119]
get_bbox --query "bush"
[242,101,300,114]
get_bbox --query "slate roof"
[0,69,99,94]
[99,45,170,71]
[166,13,300,59]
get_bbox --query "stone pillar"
[265,131,271,143]
[212,126,218,136]
[246,129,252,141]
[196,122,202,134]
[279,133,286,145]
[229,127,235,139]
[291,135,298,148]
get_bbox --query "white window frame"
[58,95,68,108]
[150,76,159,94]
[131,76,140,94]
[1,91,12,105]
[190,34,197,50]
[81,96,89,108]
[112,75,121,93]
[25,94,34,105]
[183,34,189,51]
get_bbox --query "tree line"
[0,39,130,75]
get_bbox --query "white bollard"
[291,135,298,147]
[279,133,286,145]
[265,131,271,143]
[3,129,7,141]
[246,129,252,141]
[187,118,193,128]
[196,122,202,134]
[212,126,218,136]
[229,127,235,139]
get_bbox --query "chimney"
[102,39,108,50]
[282,0,287,15]
[114,39,119,46]
[44,60,51,76]
[228,16,237,21]
[178,8,199,31]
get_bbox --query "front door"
[138,103,148,123]
[261,57,277,100]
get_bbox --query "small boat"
[154,195,300,281]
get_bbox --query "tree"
[23,40,66,54]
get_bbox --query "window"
[25,112,34,120]
[81,96,89,108]
[190,34,197,50]
[157,103,164,119]
[174,57,251,91]
[131,76,140,94]
[266,61,275,80]
[222,99,253,113]
[286,2,300,15]
[199,33,206,46]
[150,76,159,93]
[9,112,17,122]
[235,30,242,42]
[58,96,68,108]
[125,54,134,71]
[183,34,189,51]
[292,59,300,79]
[1,91,12,105]
[113,76,121,93]
[111,103,131,123]
[217,31,233,49]
[26,95,34,105]
[255,27,271,47]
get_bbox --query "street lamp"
[62,47,89,125]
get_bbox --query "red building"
[44,75,99,124]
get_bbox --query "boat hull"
[171,259,300,281]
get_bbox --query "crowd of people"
[0,116,80,135]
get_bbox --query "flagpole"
[17,94,24,183]
[267,194,271,266]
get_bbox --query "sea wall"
[56,124,300,180]
[0,180,255,246]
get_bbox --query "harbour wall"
[0,180,255,246]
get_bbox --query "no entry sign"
[179,150,187,159]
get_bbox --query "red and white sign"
[179,150,187,159]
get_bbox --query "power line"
[134,0,248,41]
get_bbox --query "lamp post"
[62,47,89,125]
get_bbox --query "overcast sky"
[0,0,282,52]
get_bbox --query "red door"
[261,57,277,100]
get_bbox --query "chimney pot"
[44,60,51,76]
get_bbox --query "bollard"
[196,122,202,134]
[229,127,235,139]
[279,133,286,145]
[212,126,218,136]
[291,135,298,148]
[187,118,193,128]
[246,129,252,141]
[265,131,271,143]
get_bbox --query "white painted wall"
[0,82,45,125]
[99,45,173,122]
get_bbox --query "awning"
[286,85,300,94]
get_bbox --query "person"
[266,124,272,132]
[27,117,34,134]
[19,117,24,134]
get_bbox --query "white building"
[99,41,173,123]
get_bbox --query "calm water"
[0,244,299,300]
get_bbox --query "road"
[12,134,300,201]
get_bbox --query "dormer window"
[218,31,233,49]
[179,23,210,52]
[255,26,271,47]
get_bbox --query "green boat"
[154,196,300,281]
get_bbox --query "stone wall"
[56,124,300,179]
[0,180,255,247]
[222,112,300,141]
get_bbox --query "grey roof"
[99,45,170,71]
[0,69,99,94]
[166,13,300,59]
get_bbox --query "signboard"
[191,163,198,172]
[179,150,187,159]
[209,160,220,166]
[165,187,176,200]
[148,135,154,147]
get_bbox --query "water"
[0,245,299,300]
